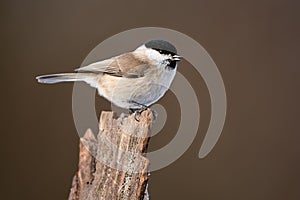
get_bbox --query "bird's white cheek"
[145,49,166,64]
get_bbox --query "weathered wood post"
[68,109,153,200]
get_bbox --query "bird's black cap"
[145,40,177,55]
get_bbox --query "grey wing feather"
[75,58,122,75]
[75,53,150,78]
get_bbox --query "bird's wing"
[75,53,151,78]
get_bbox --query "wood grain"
[69,109,153,200]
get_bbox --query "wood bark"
[68,109,153,200]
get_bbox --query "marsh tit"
[36,40,181,116]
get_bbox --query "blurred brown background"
[1,0,300,199]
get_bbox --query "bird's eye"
[154,48,163,54]
[153,48,175,56]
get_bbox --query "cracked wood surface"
[68,109,153,200]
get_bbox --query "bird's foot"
[128,101,149,122]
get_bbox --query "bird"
[36,40,181,120]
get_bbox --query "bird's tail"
[36,73,96,84]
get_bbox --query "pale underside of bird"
[36,40,181,113]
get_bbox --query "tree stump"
[68,109,153,200]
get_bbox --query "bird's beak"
[172,55,181,61]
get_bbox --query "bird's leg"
[129,100,148,110]
[129,108,136,114]
[128,100,149,122]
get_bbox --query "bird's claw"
[129,101,149,122]
[134,111,141,122]
[133,107,148,122]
